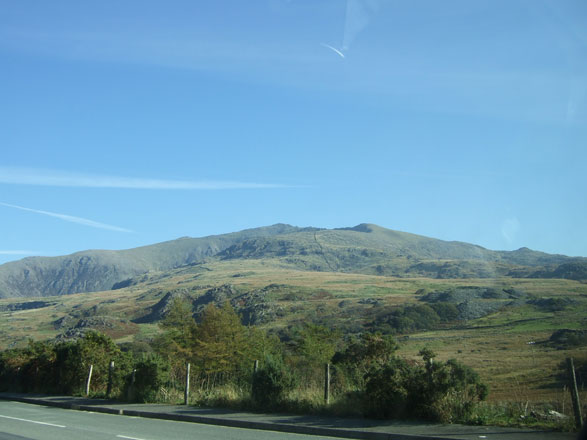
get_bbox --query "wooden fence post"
[251,360,259,397]
[566,357,583,430]
[106,361,114,398]
[127,369,136,402]
[85,364,93,396]
[324,363,330,405]
[184,363,191,405]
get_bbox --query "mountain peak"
[336,223,377,233]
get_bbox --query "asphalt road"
[0,401,338,440]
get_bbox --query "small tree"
[293,323,341,368]
[154,297,197,380]
[252,355,296,407]
[159,296,197,349]
[193,302,248,385]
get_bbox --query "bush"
[430,303,460,322]
[363,350,487,422]
[363,357,415,418]
[0,342,59,393]
[252,355,296,407]
[53,331,131,396]
[126,354,170,402]
[371,304,442,334]
[332,332,398,389]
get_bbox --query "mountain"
[0,224,312,298]
[218,224,582,278]
[0,223,585,298]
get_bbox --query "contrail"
[0,202,134,233]
[0,167,288,190]
[320,43,345,58]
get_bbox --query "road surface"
[0,401,338,440]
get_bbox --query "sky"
[1,0,586,265]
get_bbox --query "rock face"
[133,289,191,324]
[0,253,143,298]
[192,284,283,325]
[0,300,55,312]
[193,284,239,312]
[420,286,528,320]
[133,283,284,326]
[54,316,132,341]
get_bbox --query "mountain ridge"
[0,223,585,298]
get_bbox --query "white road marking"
[0,413,66,428]
[116,435,146,440]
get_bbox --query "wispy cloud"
[0,202,133,233]
[0,250,40,255]
[0,167,289,190]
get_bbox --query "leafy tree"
[153,296,198,381]
[294,323,341,367]
[246,326,283,366]
[159,296,197,348]
[193,302,248,381]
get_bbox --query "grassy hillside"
[218,224,585,278]
[1,257,585,407]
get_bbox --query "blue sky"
[1,0,586,264]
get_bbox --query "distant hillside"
[0,224,311,298]
[0,223,585,298]
[218,223,581,278]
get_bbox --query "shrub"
[53,331,131,396]
[363,350,487,422]
[127,354,170,402]
[430,303,460,322]
[371,304,442,334]
[252,355,296,407]
[363,357,415,418]
[333,332,398,388]
[0,342,58,393]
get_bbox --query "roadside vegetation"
[0,299,488,422]
[0,297,584,430]
[0,260,585,430]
